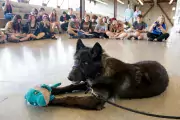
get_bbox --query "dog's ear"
[91,42,102,59]
[76,39,85,51]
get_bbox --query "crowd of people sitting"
[0,0,170,44]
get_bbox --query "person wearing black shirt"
[60,11,70,31]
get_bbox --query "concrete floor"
[0,33,180,120]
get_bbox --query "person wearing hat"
[67,15,80,38]
[60,11,71,31]
[37,14,56,39]
[25,14,55,40]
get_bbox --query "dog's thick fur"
[50,39,169,110]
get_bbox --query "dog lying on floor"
[49,39,169,110]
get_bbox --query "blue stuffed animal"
[25,83,61,107]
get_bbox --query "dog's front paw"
[94,100,106,111]
[96,103,105,111]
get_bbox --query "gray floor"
[0,33,180,120]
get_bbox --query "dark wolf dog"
[50,39,169,109]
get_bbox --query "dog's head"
[68,39,103,84]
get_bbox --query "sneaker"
[127,36,133,40]
[99,36,104,39]
[154,39,157,41]
[51,35,57,40]
[134,37,138,40]
[148,38,154,41]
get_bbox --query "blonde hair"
[157,15,165,23]
[98,18,104,25]
[157,15,168,30]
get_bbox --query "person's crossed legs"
[147,32,169,42]
[128,31,141,40]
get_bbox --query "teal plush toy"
[25,83,61,107]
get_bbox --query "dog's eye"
[84,62,88,65]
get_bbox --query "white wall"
[141,3,176,29]
[85,1,126,19]
[174,0,180,25]
[6,0,136,21]
[85,0,136,21]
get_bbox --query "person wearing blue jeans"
[67,15,86,39]
[4,13,13,20]
[147,15,169,42]
[2,0,13,20]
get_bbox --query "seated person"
[106,20,127,39]
[147,15,169,42]
[103,17,107,23]
[124,21,132,31]
[78,14,94,38]
[23,15,45,40]
[37,8,49,22]
[107,18,116,31]
[0,31,7,43]
[60,11,71,31]
[2,0,13,20]
[92,18,108,38]
[35,14,56,39]
[67,15,80,38]
[24,15,38,33]
[5,15,31,42]
[68,8,74,17]
[91,15,98,32]
[103,16,109,31]
[49,9,60,34]
[127,14,147,40]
